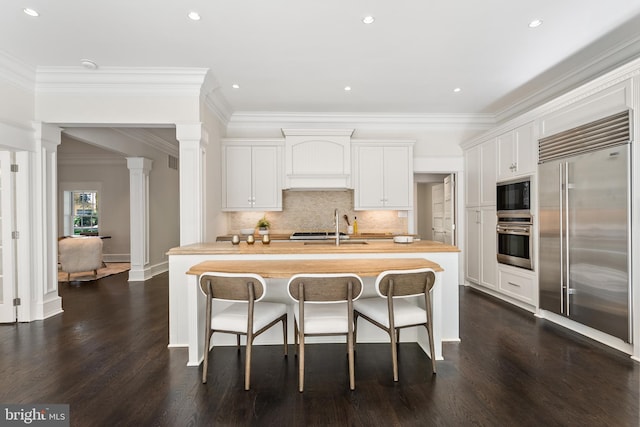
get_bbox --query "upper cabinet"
[282,129,354,189]
[352,142,414,210]
[222,139,284,211]
[465,138,496,207]
[497,122,536,181]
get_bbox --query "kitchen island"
[168,240,460,366]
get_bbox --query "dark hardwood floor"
[0,272,637,426]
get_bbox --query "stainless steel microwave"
[497,177,530,213]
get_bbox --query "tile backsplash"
[227,190,408,235]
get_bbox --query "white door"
[0,151,16,323]
[431,183,445,242]
[443,174,456,245]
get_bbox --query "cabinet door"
[466,207,497,289]
[252,146,281,209]
[224,146,253,209]
[497,122,536,180]
[465,208,481,283]
[514,122,536,175]
[466,140,496,206]
[355,146,385,208]
[480,207,497,289]
[465,146,480,207]
[497,131,516,180]
[382,146,411,209]
[480,140,497,205]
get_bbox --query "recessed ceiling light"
[362,16,375,24]
[80,59,98,70]
[344,86,352,91]
[23,8,39,17]
[528,19,543,28]
[453,87,461,93]
[188,11,201,21]
[232,84,240,89]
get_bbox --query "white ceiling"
[2,0,640,120]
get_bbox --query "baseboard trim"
[128,260,168,282]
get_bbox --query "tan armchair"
[58,237,104,282]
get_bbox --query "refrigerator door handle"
[563,161,571,316]
[559,162,566,315]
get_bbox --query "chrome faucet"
[334,208,340,246]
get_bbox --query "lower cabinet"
[498,266,535,305]
[465,206,497,289]
[466,206,538,309]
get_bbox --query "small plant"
[256,216,270,229]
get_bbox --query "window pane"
[72,191,99,235]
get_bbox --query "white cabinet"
[498,266,535,305]
[353,143,413,210]
[465,208,481,283]
[465,138,497,290]
[497,122,536,180]
[465,139,496,207]
[465,206,497,289]
[222,140,283,211]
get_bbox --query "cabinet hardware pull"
[507,281,521,287]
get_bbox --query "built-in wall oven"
[496,177,533,270]
[496,213,533,270]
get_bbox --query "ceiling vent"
[538,110,631,163]
[168,155,179,170]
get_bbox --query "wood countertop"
[216,232,409,241]
[168,240,459,255]
[186,258,443,278]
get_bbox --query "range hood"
[282,128,354,189]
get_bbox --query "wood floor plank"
[0,272,637,426]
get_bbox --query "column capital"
[31,122,62,150]
[126,157,153,173]
[175,122,209,146]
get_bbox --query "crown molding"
[0,50,36,92]
[227,111,496,130]
[462,55,640,150]
[281,128,354,137]
[493,23,640,124]
[203,89,233,125]
[35,67,209,96]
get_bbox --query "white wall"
[0,52,35,151]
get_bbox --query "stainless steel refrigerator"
[538,110,631,342]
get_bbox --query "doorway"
[415,173,456,244]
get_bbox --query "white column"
[175,123,208,245]
[126,157,153,281]
[16,123,62,321]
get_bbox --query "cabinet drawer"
[498,268,535,303]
